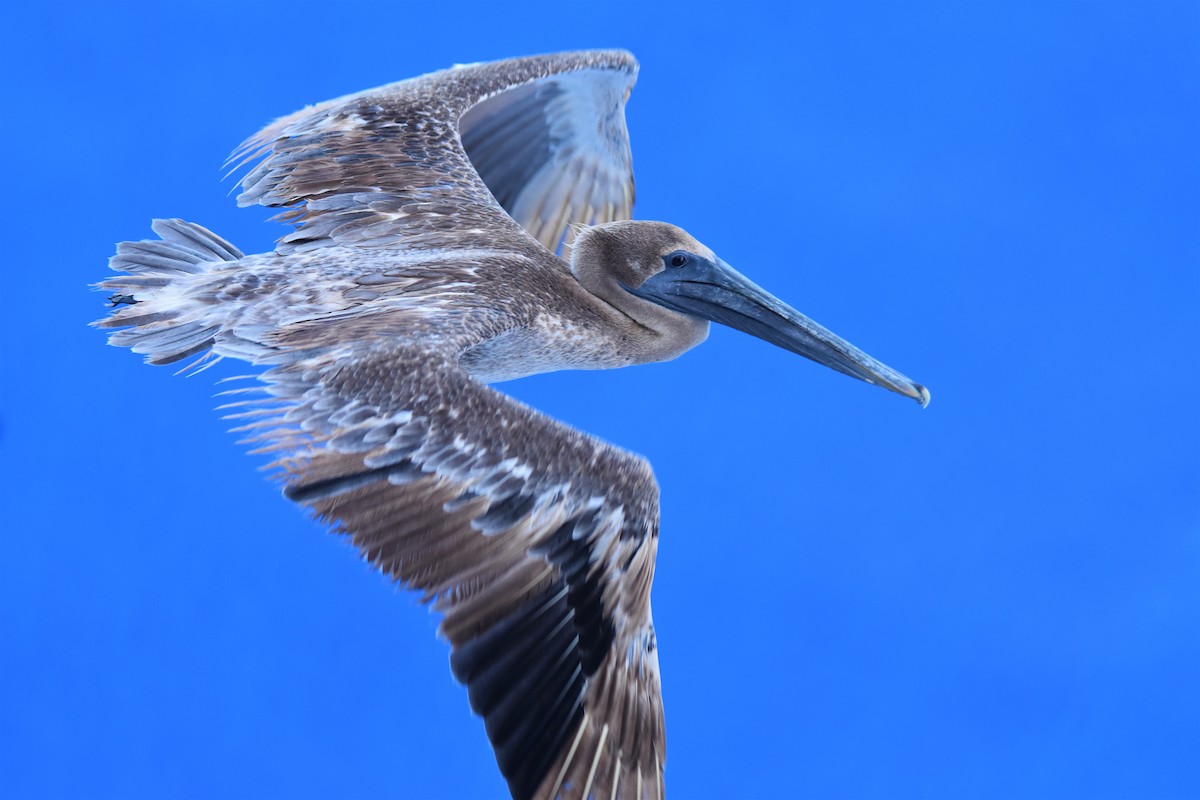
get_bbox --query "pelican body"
[96,50,927,800]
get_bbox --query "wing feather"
[253,343,665,799]
[229,50,637,257]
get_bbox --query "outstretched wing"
[237,342,665,800]
[229,50,637,255]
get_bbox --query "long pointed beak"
[627,256,930,407]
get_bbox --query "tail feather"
[96,219,243,366]
[111,242,209,275]
[151,217,244,262]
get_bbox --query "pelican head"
[572,220,930,406]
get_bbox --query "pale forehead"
[640,222,714,260]
[671,230,713,259]
[584,220,716,262]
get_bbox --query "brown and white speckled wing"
[241,342,665,800]
[229,50,637,256]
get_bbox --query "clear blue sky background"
[3,2,1197,798]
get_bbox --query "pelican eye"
[665,251,690,269]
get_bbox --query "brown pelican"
[95,50,927,800]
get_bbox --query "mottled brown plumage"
[98,50,673,800]
[96,49,927,800]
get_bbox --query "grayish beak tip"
[915,384,931,409]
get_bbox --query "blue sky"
[3,2,1197,798]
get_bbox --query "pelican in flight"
[96,50,927,799]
